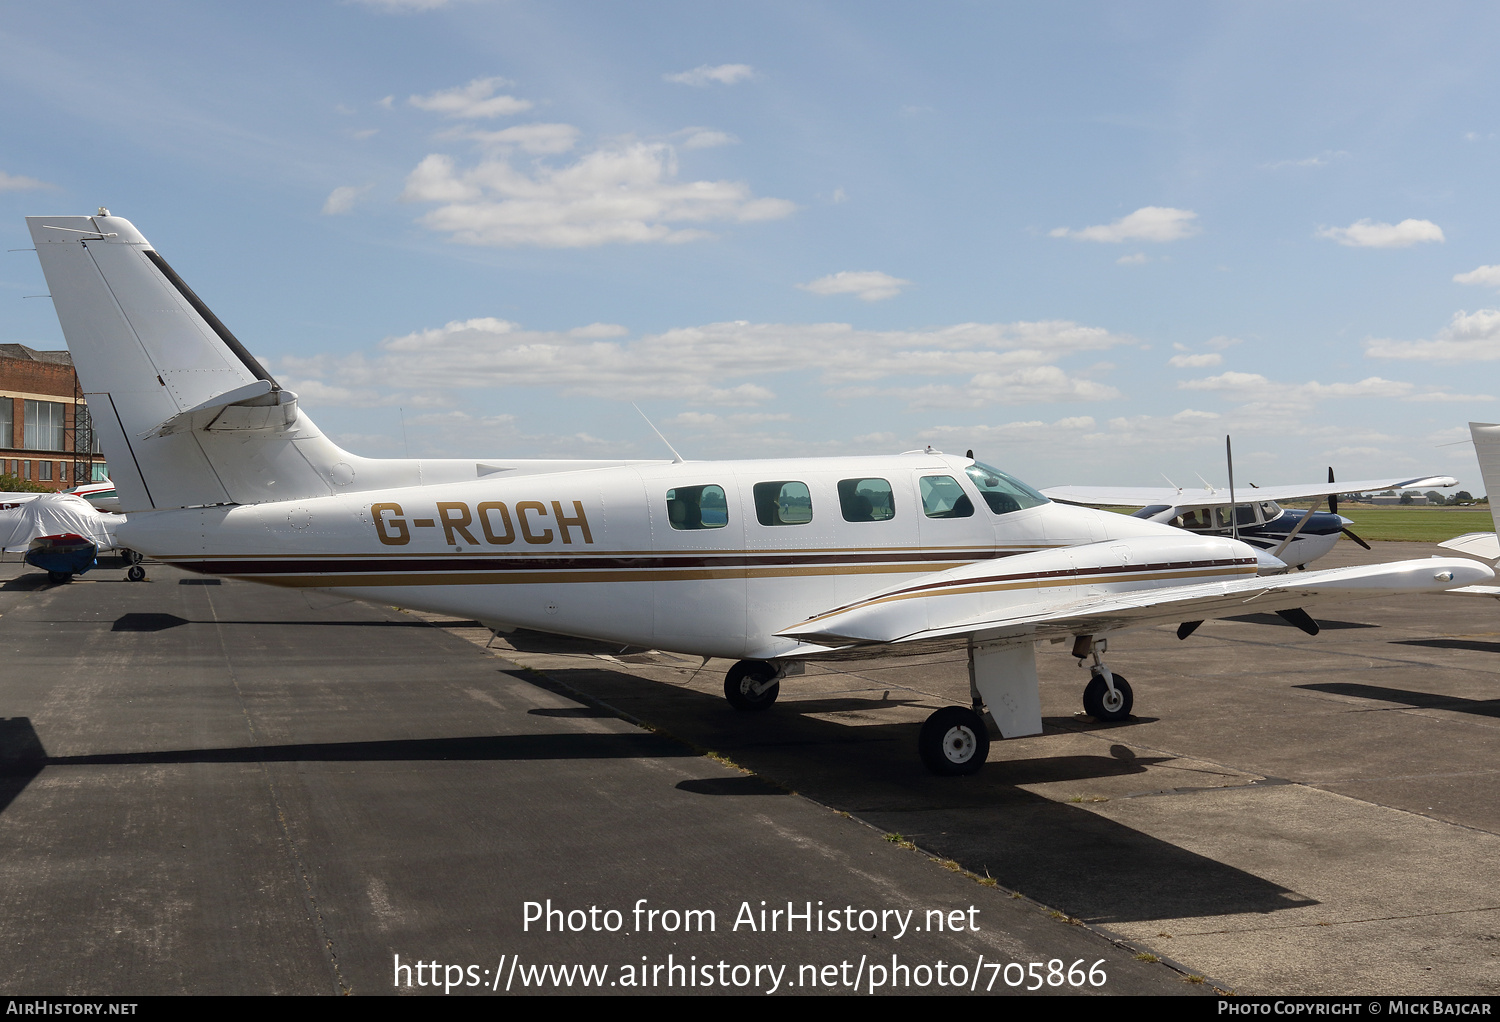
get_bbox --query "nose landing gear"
[1075,636,1133,722]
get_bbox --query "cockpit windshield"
[965,462,1050,516]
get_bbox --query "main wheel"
[724,660,780,711]
[126,565,146,582]
[918,706,991,776]
[1082,672,1133,721]
[47,571,72,584]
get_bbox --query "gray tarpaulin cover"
[0,493,119,553]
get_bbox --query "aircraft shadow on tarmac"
[1295,681,1500,718]
[1223,613,1377,631]
[1392,637,1500,656]
[109,612,436,632]
[0,713,696,815]
[514,663,1320,925]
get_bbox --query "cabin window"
[920,475,974,519]
[1177,508,1213,530]
[838,478,895,522]
[965,462,1048,515]
[665,485,728,530]
[753,481,813,526]
[1132,504,1175,520]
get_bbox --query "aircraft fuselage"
[118,452,1217,659]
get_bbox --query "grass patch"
[1336,506,1493,543]
[1101,504,1494,544]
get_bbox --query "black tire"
[1083,672,1133,722]
[126,565,146,582]
[724,660,780,711]
[47,571,72,584]
[918,706,990,776]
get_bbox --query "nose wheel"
[1082,672,1132,721]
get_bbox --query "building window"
[38,460,51,481]
[24,400,65,451]
[0,399,11,449]
[92,463,109,482]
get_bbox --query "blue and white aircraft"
[1043,473,1458,569]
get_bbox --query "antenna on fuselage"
[633,403,685,464]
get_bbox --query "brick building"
[0,343,108,491]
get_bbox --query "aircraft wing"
[1042,474,1458,509]
[777,551,1491,655]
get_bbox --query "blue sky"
[3,1,1499,492]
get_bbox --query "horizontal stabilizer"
[1438,531,1500,563]
[147,381,299,438]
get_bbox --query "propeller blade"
[1177,620,1203,640]
[1341,527,1372,551]
[1276,607,1321,636]
[1327,466,1338,517]
[1226,435,1237,541]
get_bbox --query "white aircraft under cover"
[1042,473,1457,569]
[25,212,1495,775]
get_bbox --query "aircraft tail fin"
[27,214,368,511]
[1471,422,1500,541]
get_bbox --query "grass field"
[1099,505,1495,543]
[1334,506,1495,543]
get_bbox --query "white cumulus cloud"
[409,77,532,119]
[1454,265,1500,288]
[664,64,755,87]
[400,142,795,247]
[321,184,371,215]
[1366,309,1500,362]
[1316,218,1444,248]
[1167,352,1223,368]
[348,0,455,10]
[1050,206,1200,243]
[0,171,54,192]
[444,123,580,155]
[278,316,1134,409]
[797,271,910,301]
[679,128,739,150]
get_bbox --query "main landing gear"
[1075,636,1133,722]
[723,659,782,711]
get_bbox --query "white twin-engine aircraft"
[26,213,1495,776]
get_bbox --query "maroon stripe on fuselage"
[168,547,1022,577]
